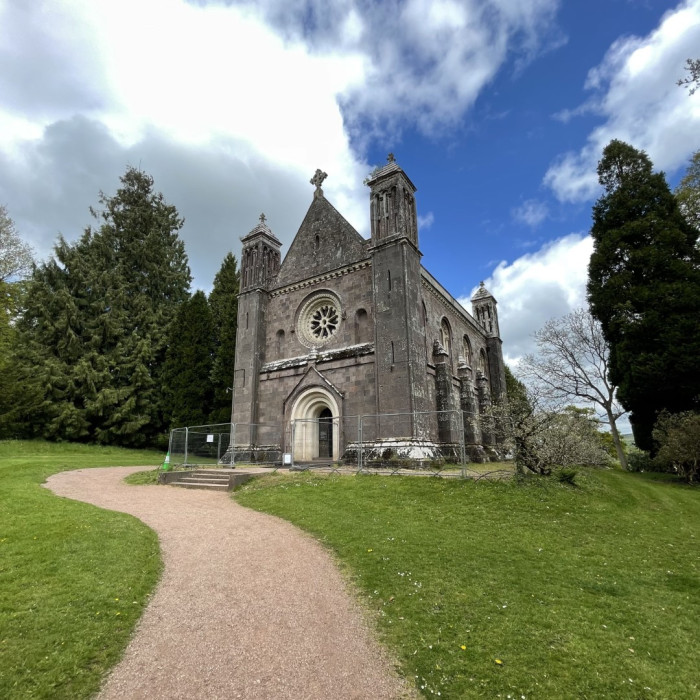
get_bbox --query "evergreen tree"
[587,140,700,450]
[20,167,191,446]
[504,364,528,407]
[0,280,43,437]
[208,252,239,423]
[162,291,214,428]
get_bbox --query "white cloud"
[418,211,435,229]
[512,198,548,227]
[241,0,562,134]
[459,233,592,364]
[0,0,564,288]
[0,0,372,282]
[545,0,700,202]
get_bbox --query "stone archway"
[290,388,340,461]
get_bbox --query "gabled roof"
[275,192,369,287]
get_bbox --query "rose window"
[297,292,342,347]
[310,304,338,340]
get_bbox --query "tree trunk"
[607,409,628,470]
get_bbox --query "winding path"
[45,467,413,700]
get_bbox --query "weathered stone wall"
[231,288,269,429]
[371,238,431,435]
[420,277,489,418]
[265,263,374,362]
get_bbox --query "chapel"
[231,155,507,464]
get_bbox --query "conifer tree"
[20,167,191,446]
[162,290,214,428]
[587,140,700,450]
[208,252,239,423]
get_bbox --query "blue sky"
[0,0,698,366]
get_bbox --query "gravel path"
[45,467,414,700]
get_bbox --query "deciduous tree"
[0,205,34,282]
[519,308,628,469]
[587,140,700,451]
[675,149,700,231]
[652,411,700,483]
[677,57,700,95]
[494,384,610,475]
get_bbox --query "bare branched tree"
[493,384,611,475]
[0,205,34,283]
[677,58,700,96]
[518,308,628,469]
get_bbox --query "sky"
[1,0,699,370]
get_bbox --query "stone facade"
[231,157,507,463]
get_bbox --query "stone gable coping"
[270,260,371,298]
[282,365,346,415]
[306,365,345,399]
[260,342,374,374]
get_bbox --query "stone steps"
[171,480,230,491]
[164,469,254,492]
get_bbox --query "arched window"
[462,335,472,366]
[422,302,428,361]
[479,348,489,379]
[440,318,452,365]
[354,309,370,344]
[276,329,285,359]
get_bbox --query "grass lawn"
[0,440,161,700]
[235,469,699,699]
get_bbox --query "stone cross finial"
[259,213,266,224]
[387,153,395,163]
[310,169,328,190]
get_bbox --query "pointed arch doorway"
[289,388,340,462]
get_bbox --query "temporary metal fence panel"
[168,423,233,468]
[229,421,285,467]
[352,410,467,476]
[168,408,509,475]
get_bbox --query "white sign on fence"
[206,434,214,443]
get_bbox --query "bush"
[626,450,654,473]
[555,468,578,486]
[652,411,700,483]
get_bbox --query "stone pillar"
[458,358,478,444]
[476,370,494,447]
[433,340,457,444]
